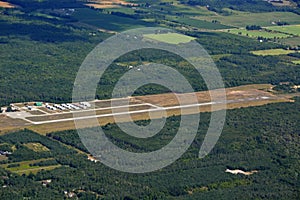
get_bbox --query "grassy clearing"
[211,54,232,61]
[194,11,300,27]
[227,28,290,39]
[266,25,300,36]
[0,158,60,175]
[9,165,61,175]
[144,32,195,44]
[23,142,50,152]
[251,48,297,56]
[292,60,300,64]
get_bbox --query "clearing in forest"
[144,32,195,44]
[251,48,297,56]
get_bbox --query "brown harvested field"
[0,1,15,8]
[86,0,138,9]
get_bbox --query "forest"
[1,0,300,106]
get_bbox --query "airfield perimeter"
[0,84,296,135]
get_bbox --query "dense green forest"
[0,98,299,199]
[1,10,299,106]
[1,0,300,106]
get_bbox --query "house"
[0,151,12,155]
[41,179,52,186]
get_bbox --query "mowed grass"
[194,11,300,27]
[266,25,300,36]
[227,28,290,39]
[144,32,195,44]
[251,48,297,56]
[0,158,60,175]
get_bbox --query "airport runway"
[17,96,272,125]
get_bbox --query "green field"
[251,48,297,56]
[144,32,195,44]
[266,25,300,36]
[0,158,60,175]
[292,60,300,64]
[227,28,290,39]
[194,11,300,27]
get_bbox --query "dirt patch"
[269,0,293,7]
[0,1,15,8]
[0,155,8,161]
[86,0,138,9]
[225,169,258,175]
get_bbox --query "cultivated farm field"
[194,11,300,27]
[227,28,290,39]
[266,25,300,36]
[144,32,195,44]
